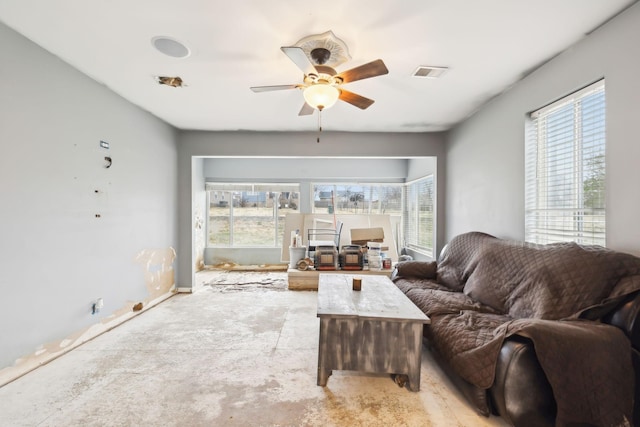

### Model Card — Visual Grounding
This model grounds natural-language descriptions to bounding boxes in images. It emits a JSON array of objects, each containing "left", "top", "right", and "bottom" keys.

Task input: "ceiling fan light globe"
[{"left": 303, "top": 84, "right": 340, "bottom": 111}]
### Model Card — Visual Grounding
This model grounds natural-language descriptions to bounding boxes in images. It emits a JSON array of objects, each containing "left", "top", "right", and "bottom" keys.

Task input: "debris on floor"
[{"left": 198, "top": 271, "right": 288, "bottom": 292}]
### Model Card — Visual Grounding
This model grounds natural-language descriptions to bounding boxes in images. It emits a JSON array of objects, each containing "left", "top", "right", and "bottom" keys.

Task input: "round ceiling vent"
[{"left": 151, "top": 36, "right": 190, "bottom": 58}]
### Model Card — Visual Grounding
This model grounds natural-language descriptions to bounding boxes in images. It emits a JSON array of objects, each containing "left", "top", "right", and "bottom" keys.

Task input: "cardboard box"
[{"left": 350, "top": 227, "right": 384, "bottom": 246}]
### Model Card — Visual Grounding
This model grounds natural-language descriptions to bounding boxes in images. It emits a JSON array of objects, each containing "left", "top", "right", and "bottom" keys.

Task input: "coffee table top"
[{"left": 317, "top": 274, "right": 430, "bottom": 323}]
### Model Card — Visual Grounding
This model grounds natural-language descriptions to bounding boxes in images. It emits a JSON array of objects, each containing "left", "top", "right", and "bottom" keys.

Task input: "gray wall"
[
  {"left": 192, "top": 157, "right": 206, "bottom": 277},
  {"left": 178, "top": 131, "right": 447, "bottom": 287},
  {"left": 407, "top": 157, "right": 436, "bottom": 182},
  {"left": 0, "top": 22, "right": 178, "bottom": 370},
  {"left": 445, "top": 3, "right": 640, "bottom": 256}
]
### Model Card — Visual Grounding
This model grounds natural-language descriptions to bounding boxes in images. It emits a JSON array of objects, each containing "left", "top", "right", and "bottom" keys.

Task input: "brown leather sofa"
[{"left": 392, "top": 232, "right": 640, "bottom": 427}]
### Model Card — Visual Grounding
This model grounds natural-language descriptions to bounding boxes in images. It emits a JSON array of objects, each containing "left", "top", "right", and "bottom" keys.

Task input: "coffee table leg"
[
  {"left": 407, "top": 371, "right": 420, "bottom": 392},
  {"left": 317, "top": 318, "right": 331, "bottom": 386},
  {"left": 317, "top": 367, "right": 332, "bottom": 386},
  {"left": 407, "top": 324, "right": 423, "bottom": 391}
]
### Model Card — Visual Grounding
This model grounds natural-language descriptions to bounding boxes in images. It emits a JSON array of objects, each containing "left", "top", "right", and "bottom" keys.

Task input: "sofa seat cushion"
[
  {"left": 404, "top": 285, "right": 508, "bottom": 388},
  {"left": 425, "top": 311, "right": 513, "bottom": 389},
  {"left": 405, "top": 286, "right": 500, "bottom": 318}
]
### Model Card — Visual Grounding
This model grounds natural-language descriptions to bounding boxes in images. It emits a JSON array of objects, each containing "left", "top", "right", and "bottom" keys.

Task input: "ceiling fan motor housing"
[{"left": 304, "top": 65, "right": 341, "bottom": 86}]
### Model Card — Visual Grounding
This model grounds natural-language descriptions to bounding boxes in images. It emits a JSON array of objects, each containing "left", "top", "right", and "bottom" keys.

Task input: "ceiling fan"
[{"left": 250, "top": 46, "right": 389, "bottom": 115}]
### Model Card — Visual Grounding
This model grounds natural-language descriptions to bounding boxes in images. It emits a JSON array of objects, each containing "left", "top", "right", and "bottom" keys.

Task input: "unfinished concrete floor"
[{"left": 0, "top": 272, "right": 509, "bottom": 426}]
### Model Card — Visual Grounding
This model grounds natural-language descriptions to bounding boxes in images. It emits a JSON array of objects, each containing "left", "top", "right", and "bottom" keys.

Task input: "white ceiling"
[{"left": 0, "top": 0, "right": 635, "bottom": 133}]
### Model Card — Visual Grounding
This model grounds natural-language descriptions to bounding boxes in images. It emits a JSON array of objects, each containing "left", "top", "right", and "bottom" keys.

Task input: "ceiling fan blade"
[
  {"left": 250, "top": 84, "right": 299, "bottom": 92},
  {"left": 281, "top": 46, "right": 318, "bottom": 76},
  {"left": 339, "top": 89, "right": 375, "bottom": 110},
  {"left": 298, "top": 102, "right": 315, "bottom": 116},
  {"left": 336, "top": 59, "right": 389, "bottom": 84}
]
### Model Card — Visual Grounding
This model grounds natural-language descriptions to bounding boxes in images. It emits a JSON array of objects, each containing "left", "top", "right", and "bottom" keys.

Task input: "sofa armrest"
[
  {"left": 392, "top": 260, "right": 437, "bottom": 280},
  {"left": 490, "top": 336, "right": 556, "bottom": 427},
  {"left": 603, "top": 291, "right": 640, "bottom": 351}
]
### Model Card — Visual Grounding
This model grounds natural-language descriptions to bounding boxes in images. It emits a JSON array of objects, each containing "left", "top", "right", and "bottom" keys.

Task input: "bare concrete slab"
[{"left": 0, "top": 271, "right": 509, "bottom": 427}]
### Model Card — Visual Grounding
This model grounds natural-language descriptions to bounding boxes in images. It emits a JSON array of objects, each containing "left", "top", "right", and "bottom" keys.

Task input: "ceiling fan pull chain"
[{"left": 317, "top": 110, "right": 322, "bottom": 143}]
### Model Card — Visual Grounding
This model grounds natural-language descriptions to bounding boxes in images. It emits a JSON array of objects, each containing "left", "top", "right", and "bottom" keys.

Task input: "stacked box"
[{"left": 350, "top": 227, "right": 384, "bottom": 247}]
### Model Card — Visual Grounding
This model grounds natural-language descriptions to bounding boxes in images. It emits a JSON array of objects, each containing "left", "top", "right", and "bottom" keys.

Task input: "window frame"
[
  {"left": 525, "top": 79, "right": 606, "bottom": 246},
  {"left": 403, "top": 175, "right": 435, "bottom": 257},
  {"left": 310, "top": 182, "right": 404, "bottom": 216},
  {"left": 206, "top": 182, "right": 300, "bottom": 248}
]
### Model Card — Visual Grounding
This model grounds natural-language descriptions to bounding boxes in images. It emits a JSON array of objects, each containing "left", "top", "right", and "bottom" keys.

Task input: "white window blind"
[
  {"left": 525, "top": 80, "right": 605, "bottom": 246},
  {"left": 311, "top": 183, "right": 403, "bottom": 215},
  {"left": 404, "top": 176, "right": 434, "bottom": 256}
]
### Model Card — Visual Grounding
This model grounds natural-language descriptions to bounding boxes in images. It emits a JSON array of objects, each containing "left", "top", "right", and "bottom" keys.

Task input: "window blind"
[
  {"left": 205, "top": 182, "right": 300, "bottom": 192},
  {"left": 525, "top": 80, "right": 605, "bottom": 246},
  {"left": 311, "top": 183, "right": 403, "bottom": 215},
  {"left": 403, "top": 175, "right": 434, "bottom": 256}
]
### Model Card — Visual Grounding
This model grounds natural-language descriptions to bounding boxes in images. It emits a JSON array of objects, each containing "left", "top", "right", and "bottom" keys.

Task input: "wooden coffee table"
[{"left": 316, "top": 274, "right": 430, "bottom": 391}]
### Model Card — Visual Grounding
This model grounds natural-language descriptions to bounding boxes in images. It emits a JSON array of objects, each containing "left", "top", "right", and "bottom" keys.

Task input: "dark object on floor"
[
  {"left": 392, "top": 231, "right": 640, "bottom": 427},
  {"left": 132, "top": 302, "right": 143, "bottom": 311},
  {"left": 391, "top": 374, "right": 409, "bottom": 388}
]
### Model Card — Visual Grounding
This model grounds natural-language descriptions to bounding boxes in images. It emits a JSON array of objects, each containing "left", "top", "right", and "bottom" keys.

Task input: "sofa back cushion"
[
  {"left": 436, "top": 231, "right": 497, "bottom": 292},
  {"left": 462, "top": 240, "right": 640, "bottom": 319}
]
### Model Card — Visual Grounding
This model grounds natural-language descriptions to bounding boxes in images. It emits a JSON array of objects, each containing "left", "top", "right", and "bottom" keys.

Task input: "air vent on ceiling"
[{"left": 412, "top": 66, "right": 448, "bottom": 79}]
